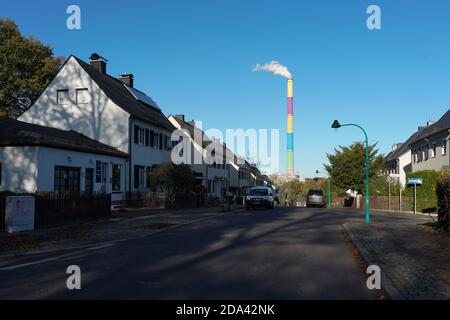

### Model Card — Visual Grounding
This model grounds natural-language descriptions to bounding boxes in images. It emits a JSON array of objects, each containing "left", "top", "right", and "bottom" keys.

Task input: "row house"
[
  {"left": 409, "top": 110, "right": 450, "bottom": 172},
  {"left": 168, "top": 114, "right": 268, "bottom": 197},
  {"left": 385, "top": 109, "right": 450, "bottom": 186}
]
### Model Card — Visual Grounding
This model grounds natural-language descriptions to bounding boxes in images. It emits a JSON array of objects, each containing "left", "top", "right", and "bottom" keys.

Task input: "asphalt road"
[{"left": 0, "top": 206, "right": 430, "bottom": 299}]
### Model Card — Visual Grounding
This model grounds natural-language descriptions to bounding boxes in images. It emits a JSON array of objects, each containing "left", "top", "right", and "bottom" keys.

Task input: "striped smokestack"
[{"left": 287, "top": 79, "right": 294, "bottom": 176}]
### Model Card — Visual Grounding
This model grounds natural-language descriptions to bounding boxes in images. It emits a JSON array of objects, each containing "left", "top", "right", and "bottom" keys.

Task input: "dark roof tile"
[
  {"left": 73, "top": 56, "right": 175, "bottom": 132},
  {"left": 0, "top": 118, "right": 128, "bottom": 158}
]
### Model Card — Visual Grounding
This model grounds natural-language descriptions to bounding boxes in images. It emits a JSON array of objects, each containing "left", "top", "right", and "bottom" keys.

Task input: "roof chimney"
[
  {"left": 89, "top": 53, "right": 107, "bottom": 74},
  {"left": 119, "top": 73, "right": 134, "bottom": 87},
  {"left": 175, "top": 114, "right": 185, "bottom": 122},
  {"left": 187, "top": 120, "right": 196, "bottom": 127},
  {"left": 427, "top": 117, "right": 434, "bottom": 127}
]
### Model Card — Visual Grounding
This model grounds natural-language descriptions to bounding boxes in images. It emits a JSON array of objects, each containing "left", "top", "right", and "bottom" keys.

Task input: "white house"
[
  {"left": 168, "top": 114, "right": 230, "bottom": 198},
  {"left": 0, "top": 119, "right": 128, "bottom": 202},
  {"left": 19, "top": 53, "right": 175, "bottom": 192},
  {"left": 385, "top": 128, "right": 424, "bottom": 187}
]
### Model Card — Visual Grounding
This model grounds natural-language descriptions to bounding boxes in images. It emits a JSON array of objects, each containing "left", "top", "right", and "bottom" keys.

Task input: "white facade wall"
[
  {"left": 37, "top": 147, "right": 127, "bottom": 202},
  {"left": 0, "top": 146, "right": 127, "bottom": 201},
  {"left": 130, "top": 118, "right": 172, "bottom": 191},
  {"left": 397, "top": 150, "right": 412, "bottom": 187},
  {"left": 19, "top": 57, "right": 130, "bottom": 153},
  {"left": 0, "top": 146, "right": 38, "bottom": 193}
]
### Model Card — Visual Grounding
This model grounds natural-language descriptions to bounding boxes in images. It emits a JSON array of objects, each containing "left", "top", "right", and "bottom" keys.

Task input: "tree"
[
  {"left": 324, "top": 142, "right": 384, "bottom": 194},
  {"left": 149, "top": 162, "right": 196, "bottom": 207},
  {"left": 0, "top": 19, "right": 62, "bottom": 117}
]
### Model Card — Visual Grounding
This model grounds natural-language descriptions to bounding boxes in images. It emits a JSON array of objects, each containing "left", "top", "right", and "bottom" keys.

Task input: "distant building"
[
  {"left": 409, "top": 110, "right": 450, "bottom": 172},
  {"left": 384, "top": 129, "right": 423, "bottom": 187}
]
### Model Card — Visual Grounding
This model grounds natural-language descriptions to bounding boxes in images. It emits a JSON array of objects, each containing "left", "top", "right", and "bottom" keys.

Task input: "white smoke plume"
[{"left": 252, "top": 60, "right": 292, "bottom": 79}]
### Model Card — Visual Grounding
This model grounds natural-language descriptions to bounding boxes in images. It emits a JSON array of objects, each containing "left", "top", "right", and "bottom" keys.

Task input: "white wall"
[
  {"left": 130, "top": 118, "right": 172, "bottom": 191},
  {"left": 37, "top": 147, "right": 127, "bottom": 202},
  {"left": 19, "top": 56, "right": 130, "bottom": 153},
  {"left": 0, "top": 146, "right": 127, "bottom": 202},
  {"left": 0, "top": 146, "right": 38, "bottom": 193},
  {"left": 398, "top": 150, "right": 411, "bottom": 187}
]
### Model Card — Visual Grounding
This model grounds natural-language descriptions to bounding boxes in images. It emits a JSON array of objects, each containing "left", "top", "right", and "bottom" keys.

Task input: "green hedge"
[
  {"left": 404, "top": 170, "right": 439, "bottom": 212},
  {"left": 436, "top": 171, "right": 450, "bottom": 231}
]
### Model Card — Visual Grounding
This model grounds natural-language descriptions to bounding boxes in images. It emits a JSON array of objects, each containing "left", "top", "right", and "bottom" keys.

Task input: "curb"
[
  {"left": 0, "top": 208, "right": 244, "bottom": 260},
  {"left": 342, "top": 223, "right": 405, "bottom": 300}
]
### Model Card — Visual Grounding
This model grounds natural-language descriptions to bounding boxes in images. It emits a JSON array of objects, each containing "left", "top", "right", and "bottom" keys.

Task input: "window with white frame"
[
  {"left": 139, "top": 128, "right": 145, "bottom": 145},
  {"left": 425, "top": 144, "right": 429, "bottom": 161},
  {"left": 442, "top": 140, "right": 447, "bottom": 156},
  {"left": 76, "top": 88, "right": 90, "bottom": 104},
  {"left": 57, "top": 89, "right": 69, "bottom": 104},
  {"left": 432, "top": 144, "right": 436, "bottom": 158}
]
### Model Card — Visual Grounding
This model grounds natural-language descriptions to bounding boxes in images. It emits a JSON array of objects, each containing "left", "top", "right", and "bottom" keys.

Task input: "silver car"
[{"left": 306, "top": 189, "right": 326, "bottom": 208}]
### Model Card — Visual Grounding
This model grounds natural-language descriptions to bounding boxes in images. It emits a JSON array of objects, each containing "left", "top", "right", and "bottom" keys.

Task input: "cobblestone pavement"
[
  {"left": 344, "top": 221, "right": 450, "bottom": 299},
  {"left": 0, "top": 206, "right": 242, "bottom": 256}
]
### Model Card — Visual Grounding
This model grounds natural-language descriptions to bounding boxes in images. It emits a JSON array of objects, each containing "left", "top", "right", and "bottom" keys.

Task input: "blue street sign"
[{"left": 408, "top": 178, "right": 423, "bottom": 185}]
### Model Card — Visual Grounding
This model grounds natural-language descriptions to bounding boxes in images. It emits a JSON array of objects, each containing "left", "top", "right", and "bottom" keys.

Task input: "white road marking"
[
  {"left": 0, "top": 257, "right": 59, "bottom": 271},
  {"left": 87, "top": 243, "right": 115, "bottom": 250}
]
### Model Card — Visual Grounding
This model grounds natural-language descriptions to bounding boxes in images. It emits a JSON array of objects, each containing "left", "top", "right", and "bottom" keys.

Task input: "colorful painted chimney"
[{"left": 287, "top": 79, "right": 294, "bottom": 176}]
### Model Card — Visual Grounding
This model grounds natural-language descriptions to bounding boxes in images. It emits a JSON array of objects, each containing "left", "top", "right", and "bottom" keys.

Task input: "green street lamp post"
[
  {"left": 315, "top": 170, "right": 331, "bottom": 208},
  {"left": 331, "top": 120, "right": 370, "bottom": 224}
]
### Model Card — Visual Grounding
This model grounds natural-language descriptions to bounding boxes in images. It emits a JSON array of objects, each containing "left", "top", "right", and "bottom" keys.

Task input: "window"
[
  {"left": 424, "top": 145, "right": 429, "bottom": 161},
  {"left": 207, "top": 180, "right": 213, "bottom": 193},
  {"left": 145, "top": 129, "right": 149, "bottom": 146},
  {"left": 139, "top": 128, "right": 145, "bottom": 145},
  {"left": 57, "top": 89, "right": 69, "bottom": 104},
  {"left": 159, "top": 133, "right": 163, "bottom": 150},
  {"left": 133, "top": 125, "right": 145, "bottom": 145},
  {"left": 432, "top": 144, "right": 436, "bottom": 158},
  {"left": 154, "top": 133, "right": 159, "bottom": 148},
  {"left": 76, "top": 88, "right": 90, "bottom": 104},
  {"left": 134, "top": 165, "right": 145, "bottom": 188},
  {"left": 95, "top": 161, "right": 102, "bottom": 183},
  {"left": 85, "top": 168, "right": 94, "bottom": 193},
  {"left": 442, "top": 140, "right": 447, "bottom": 155},
  {"left": 112, "top": 164, "right": 121, "bottom": 191},
  {"left": 150, "top": 130, "right": 155, "bottom": 147},
  {"left": 146, "top": 167, "right": 151, "bottom": 188},
  {"left": 54, "top": 166, "right": 80, "bottom": 192},
  {"left": 0, "top": 162, "right": 2, "bottom": 185}
]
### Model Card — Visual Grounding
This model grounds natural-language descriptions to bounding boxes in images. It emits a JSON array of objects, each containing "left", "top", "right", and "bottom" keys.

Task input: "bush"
[
  {"left": 436, "top": 171, "right": 450, "bottom": 232},
  {"left": 404, "top": 170, "right": 439, "bottom": 213}
]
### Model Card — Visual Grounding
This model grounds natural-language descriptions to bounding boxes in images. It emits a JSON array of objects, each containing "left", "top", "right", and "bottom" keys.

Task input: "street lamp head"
[{"left": 331, "top": 120, "right": 341, "bottom": 129}]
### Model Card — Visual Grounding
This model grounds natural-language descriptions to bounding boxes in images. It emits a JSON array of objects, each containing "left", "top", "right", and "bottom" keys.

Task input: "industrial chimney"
[{"left": 286, "top": 79, "right": 294, "bottom": 177}]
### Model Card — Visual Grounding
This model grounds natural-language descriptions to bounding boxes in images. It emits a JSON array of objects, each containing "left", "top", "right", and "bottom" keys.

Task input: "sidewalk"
[
  {"left": 344, "top": 221, "right": 450, "bottom": 300},
  {"left": 0, "top": 205, "right": 243, "bottom": 257}
]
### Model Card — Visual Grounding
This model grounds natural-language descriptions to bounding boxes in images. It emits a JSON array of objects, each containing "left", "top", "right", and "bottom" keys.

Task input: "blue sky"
[{"left": 2, "top": 0, "right": 450, "bottom": 177}]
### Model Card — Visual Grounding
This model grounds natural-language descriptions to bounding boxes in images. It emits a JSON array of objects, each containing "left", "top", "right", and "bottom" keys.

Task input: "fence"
[
  {"left": 34, "top": 191, "right": 111, "bottom": 227},
  {"left": 0, "top": 191, "right": 111, "bottom": 231},
  {"left": 352, "top": 196, "right": 413, "bottom": 212},
  {"left": 125, "top": 191, "right": 167, "bottom": 208}
]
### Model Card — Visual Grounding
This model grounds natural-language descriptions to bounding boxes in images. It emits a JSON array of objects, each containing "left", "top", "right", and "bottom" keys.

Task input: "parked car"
[
  {"left": 306, "top": 189, "right": 326, "bottom": 208},
  {"left": 245, "top": 187, "right": 275, "bottom": 210}
]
